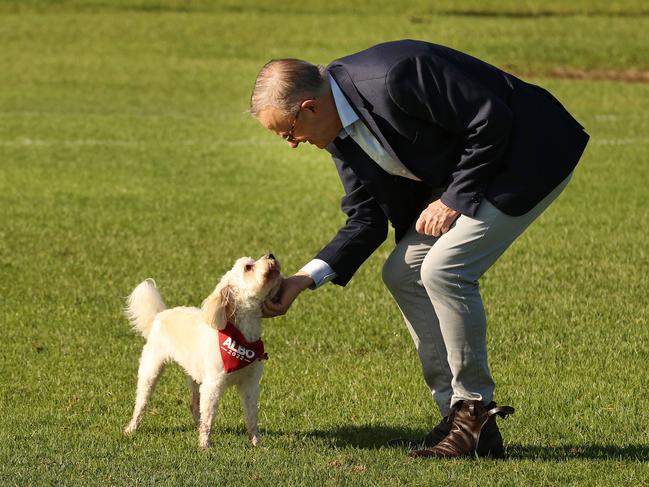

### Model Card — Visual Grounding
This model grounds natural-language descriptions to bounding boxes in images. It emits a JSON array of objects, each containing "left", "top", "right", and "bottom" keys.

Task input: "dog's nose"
[{"left": 266, "top": 253, "right": 275, "bottom": 261}]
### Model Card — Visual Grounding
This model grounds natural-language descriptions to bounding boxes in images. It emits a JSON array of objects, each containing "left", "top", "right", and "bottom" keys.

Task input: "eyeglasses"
[{"left": 281, "top": 107, "right": 302, "bottom": 143}]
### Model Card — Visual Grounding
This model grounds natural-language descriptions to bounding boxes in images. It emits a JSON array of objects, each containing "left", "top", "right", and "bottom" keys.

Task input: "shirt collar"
[{"left": 328, "top": 74, "right": 359, "bottom": 139}]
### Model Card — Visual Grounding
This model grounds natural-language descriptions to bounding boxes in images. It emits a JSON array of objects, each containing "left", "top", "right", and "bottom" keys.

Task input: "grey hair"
[{"left": 249, "top": 59, "right": 328, "bottom": 117}]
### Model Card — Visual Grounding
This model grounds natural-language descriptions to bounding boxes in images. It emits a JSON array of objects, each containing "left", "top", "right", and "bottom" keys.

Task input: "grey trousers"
[{"left": 381, "top": 175, "right": 572, "bottom": 417}]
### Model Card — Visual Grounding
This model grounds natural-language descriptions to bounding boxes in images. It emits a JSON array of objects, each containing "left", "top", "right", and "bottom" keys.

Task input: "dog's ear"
[{"left": 201, "top": 278, "right": 233, "bottom": 330}]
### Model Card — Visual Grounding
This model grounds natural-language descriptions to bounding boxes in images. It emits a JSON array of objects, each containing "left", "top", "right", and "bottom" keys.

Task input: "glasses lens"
[{"left": 281, "top": 107, "right": 301, "bottom": 142}]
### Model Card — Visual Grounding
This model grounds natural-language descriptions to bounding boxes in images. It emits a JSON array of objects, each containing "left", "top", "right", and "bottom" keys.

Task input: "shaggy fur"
[{"left": 123, "top": 255, "right": 282, "bottom": 449}]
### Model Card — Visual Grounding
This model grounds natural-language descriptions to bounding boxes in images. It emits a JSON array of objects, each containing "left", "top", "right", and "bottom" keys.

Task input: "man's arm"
[
  {"left": 313, "top": 152, "right": 388, "bottom": 286},
  {"left": 263, "top": 152, "right": 388, "bottom": 317},
  {"left": 300, "top": 259, "right": 337, "bottom": 288},
  {"left": 387, "top": 55, "right": 513, "bottom": 217}
]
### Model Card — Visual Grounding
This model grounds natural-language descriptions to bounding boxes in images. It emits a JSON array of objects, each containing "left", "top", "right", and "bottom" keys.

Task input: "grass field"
[{"left": 1, "top": 0, "right": 648, "bottom": 485}]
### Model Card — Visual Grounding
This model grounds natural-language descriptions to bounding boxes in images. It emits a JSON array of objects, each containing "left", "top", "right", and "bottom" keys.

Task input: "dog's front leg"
[
  {"left": 238, "top": 376, "right": 262, "bottom": 447},
  {"left": 198, "top": 379, "right": 225, "bottom": 449}
]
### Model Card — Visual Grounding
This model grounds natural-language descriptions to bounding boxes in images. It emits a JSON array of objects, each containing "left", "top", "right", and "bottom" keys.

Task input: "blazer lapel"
[{"left": 327, "top": 64, "right": 404, "bottom": 166}]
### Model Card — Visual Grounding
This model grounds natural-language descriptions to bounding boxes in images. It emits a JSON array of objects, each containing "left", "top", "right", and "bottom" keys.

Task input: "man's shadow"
[
  {"left": 505, "top": 443, "right": 649, "bottom": 461},
  {"left": 306, "top": 424, "right": 649, "bottom": 461},
  {"left": 149, "top": 422, "right": 648, "bottom": 461}
]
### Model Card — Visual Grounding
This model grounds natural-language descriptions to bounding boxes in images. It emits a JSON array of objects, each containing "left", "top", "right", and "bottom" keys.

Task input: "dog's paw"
[
  {"left": 124, "top": 423, "right": 137, "bottom": 435},
  {"left": 198, "top": 435, "right": 210, "bottom": 449},
  {"left": 250, "top": 435, "right": 261, "bottom": 447}
]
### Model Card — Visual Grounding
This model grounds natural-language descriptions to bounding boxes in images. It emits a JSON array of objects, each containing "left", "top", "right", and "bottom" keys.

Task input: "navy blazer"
[{"left": 315, "top": 40, "right": 589, "bottom": 286}]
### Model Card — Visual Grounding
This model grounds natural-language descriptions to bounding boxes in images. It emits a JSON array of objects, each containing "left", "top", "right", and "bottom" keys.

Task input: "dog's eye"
[{"left": 244, "top": 264, "right": 253, "bottom": 272}]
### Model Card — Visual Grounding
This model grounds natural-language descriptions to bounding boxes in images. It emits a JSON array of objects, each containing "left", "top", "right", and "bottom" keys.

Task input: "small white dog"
[{"left": 123, "top": 254, "right": 281, "bottom": 449}]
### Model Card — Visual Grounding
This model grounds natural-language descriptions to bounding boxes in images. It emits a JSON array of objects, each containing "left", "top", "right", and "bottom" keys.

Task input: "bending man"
[{"left": 250, "top": 40, "right": 588, "bottom": 459}]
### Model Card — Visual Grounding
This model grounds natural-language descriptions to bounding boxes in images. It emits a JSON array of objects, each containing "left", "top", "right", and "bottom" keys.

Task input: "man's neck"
[{"left": 321, "top": 88, "right": 343, "bottom": 138}]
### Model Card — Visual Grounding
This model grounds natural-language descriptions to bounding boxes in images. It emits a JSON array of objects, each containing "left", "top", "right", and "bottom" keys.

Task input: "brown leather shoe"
[
  {"left": 387, "top": 415, "right": 453, "bottom": 448},
  {"left": 409, "top": 400, "right": 514, "bottom": 459}
]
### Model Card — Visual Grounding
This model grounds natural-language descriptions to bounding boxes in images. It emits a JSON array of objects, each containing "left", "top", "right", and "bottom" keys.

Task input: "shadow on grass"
[
  {"left": 306, "top": 424, "right": 649, "bottom": 461},
  {"left": 145, "top": 422, "right": 649, "bottom": 461},
  {"left": 307, "top": 424, "right": 428, "bottom": 449},
  {"left": 507, "top": 443, "right": 649, "bottom": 461},
  {"left": 154, "top": 422, "right": 422, "bottom": 449}
]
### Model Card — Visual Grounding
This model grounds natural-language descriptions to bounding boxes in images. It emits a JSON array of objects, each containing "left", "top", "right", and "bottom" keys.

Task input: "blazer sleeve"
[
  {"left": 314, "top": 153, "right": 388, "bottom": 287},
  {"left": 387, "top": 56, "right": 513, "bottom": 216}
]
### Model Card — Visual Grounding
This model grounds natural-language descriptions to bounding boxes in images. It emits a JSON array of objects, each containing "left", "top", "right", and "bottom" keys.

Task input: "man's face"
[{"left": 256, "top": 98, "right": 340, "bottom": 150}]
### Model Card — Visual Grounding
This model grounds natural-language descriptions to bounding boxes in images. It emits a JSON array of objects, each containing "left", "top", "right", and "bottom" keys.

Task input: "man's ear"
[
  {"left": 301, "top": 98, "right": 317, "bottom": 113},
  {"left": 201, "top": 278, "right": 233, "bottom": 330}
]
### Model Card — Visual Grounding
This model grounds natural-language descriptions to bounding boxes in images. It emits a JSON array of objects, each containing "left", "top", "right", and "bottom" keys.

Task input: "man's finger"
[
  {"left": 262, "top": 299, "right": 282, "bottom": 316},
  {"left": 425, "top": 217, "right": 437, "bottom": 236},
  {"left": 438, "top": 219, "right": 448, "bottom": 235},
  {"left": 264, "top": 299, "right": 283, "bottom": 312},
  {"left": 261, "top": 301, "right": 274, "bottom": 317},
  {"left": 432, "top": 218, "right": 443, "bottom": 237},
  {"left": 423, "top": 218, "right": 431, "bottom": 235},
  {"left": 415, "top": 214, "right": 426, "bottom": 233}
]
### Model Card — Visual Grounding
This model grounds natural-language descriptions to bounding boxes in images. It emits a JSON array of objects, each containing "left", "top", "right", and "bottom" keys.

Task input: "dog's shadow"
[{"left": 151, "top": 422, "right": 417, "bottom": 447}]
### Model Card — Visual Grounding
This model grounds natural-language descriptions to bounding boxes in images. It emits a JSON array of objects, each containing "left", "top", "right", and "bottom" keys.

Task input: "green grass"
[{"left": 1, "top": 1, "right": 648, "bottom": 485}]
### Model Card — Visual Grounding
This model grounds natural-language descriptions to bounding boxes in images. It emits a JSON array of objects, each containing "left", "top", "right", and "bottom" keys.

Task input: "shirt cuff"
[{"left": 299, "top": 259, "right": 337, "bottom": 289}]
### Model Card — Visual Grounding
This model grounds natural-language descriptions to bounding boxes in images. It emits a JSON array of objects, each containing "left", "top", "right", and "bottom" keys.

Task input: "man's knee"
[
  {"left": 382, "top": 251, "right": 413, "bottom": 293},
  {"left": 381, "top": 253, "right": 399, "bottom": 291},
  {"left": 421, "top": 253, "right": 475, "bottom": 295}
]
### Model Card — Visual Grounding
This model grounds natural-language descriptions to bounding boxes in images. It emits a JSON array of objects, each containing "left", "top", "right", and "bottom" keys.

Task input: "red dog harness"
[{"left": 218, "top": 322, "right": 268, "bottom": 373}]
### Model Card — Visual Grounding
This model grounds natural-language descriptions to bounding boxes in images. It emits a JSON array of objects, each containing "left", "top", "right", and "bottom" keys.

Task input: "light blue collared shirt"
[
  {"left": 329, "top": 74, "right": 360, "bottom": 137},
  {"left": 329, "top": 74, "right": 421, "bottom": 181},
  {"left": 299, "top": 75, "right": 420, "bottom": 288}
]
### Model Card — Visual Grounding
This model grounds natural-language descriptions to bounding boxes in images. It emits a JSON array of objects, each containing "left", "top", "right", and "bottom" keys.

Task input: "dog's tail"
[{"left": 125, "top": 279, "right": 166, "bottom": 339}]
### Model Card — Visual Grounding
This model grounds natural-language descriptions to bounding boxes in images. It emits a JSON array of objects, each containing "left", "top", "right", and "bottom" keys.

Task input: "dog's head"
[{"left": 201, "top": 254, "right": 282, "bottom": 329}]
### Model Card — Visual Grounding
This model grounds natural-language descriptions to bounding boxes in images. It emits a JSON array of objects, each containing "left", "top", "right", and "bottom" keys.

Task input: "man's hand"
[
  {"left": 416, "top": 199, "right": 461, "bottom": 237},
  {"left": 262, "top": 273, "right": 314, "bottom": 318}
]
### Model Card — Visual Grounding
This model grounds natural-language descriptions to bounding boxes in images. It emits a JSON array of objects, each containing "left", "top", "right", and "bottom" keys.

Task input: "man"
[{"left": 250, "top": 40, "right": 588, "bottom": 459}]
